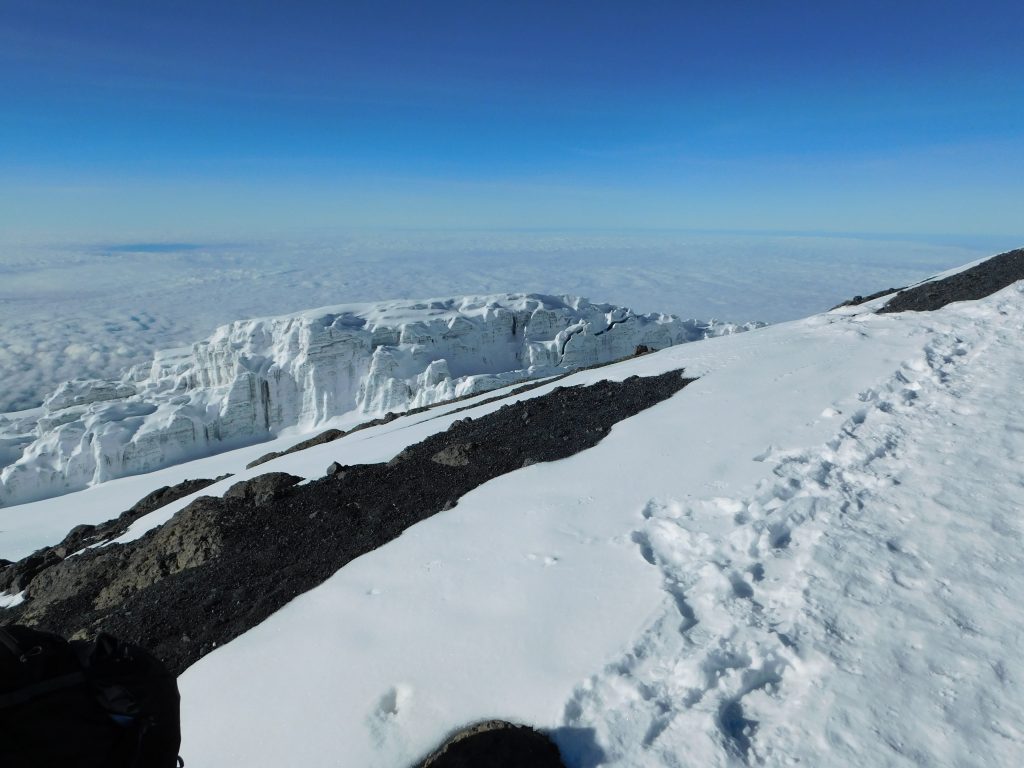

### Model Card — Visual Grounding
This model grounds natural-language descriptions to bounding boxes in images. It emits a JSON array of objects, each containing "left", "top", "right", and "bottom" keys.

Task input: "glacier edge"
[{"left": 0, "top": 293, "right": 763, "bottom": 507}]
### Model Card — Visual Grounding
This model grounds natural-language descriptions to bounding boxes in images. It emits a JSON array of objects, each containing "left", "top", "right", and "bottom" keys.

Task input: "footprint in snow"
[
  {"left": 527, "top": 553, "right": 560, "bottom": 566},
  {"left": 366, "top": 685, "right": 414, "bottom": 748}
]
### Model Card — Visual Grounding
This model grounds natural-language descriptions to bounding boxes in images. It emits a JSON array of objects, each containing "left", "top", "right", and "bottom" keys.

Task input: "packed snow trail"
[{"left": 561, "top": 285, "right": 1024, "bottom": 766}]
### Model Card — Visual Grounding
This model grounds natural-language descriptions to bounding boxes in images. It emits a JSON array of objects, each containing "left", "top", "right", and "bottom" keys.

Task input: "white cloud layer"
[{"left": 0, "top": 232, "right": 988, "bottom": 412}]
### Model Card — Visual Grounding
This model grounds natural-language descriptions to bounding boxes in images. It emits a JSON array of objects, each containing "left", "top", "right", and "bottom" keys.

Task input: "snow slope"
[
  {"left": 0, "top": 294, "right": 756, "bottom": 507},
  {"left": 176, "top": 284, "right": 1022, "bottom": 767},
  {"left": 3, "top": 274, "right": 1022, "bottom": 767}
]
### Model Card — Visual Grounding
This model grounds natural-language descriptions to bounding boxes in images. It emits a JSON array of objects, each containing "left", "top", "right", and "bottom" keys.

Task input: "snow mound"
[{"left": 0, "top": 294, "right": 760, "bottom": 506}]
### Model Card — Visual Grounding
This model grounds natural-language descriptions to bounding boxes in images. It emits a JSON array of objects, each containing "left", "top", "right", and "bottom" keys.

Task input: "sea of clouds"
[{"left": 0, "top": 231, "right": 994, "bottom": 412}]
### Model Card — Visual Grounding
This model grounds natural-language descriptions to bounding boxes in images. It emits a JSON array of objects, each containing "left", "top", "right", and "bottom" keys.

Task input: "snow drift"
[{"left": 0, "top": 294, "right": 759, "bottom": 506}]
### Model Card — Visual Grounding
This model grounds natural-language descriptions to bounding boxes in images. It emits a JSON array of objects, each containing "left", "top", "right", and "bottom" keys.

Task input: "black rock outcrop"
[
  {"left": 2, "top": 370, "right": 693, "bottom": 675},
  {"left": 879, "top": 247, "right": 1024, "bottom": 313},
  {"left": 246, "top": 429, "right": 346, "bottom": 469},
  {"left": 222, "top": 472, "right": 303, "bottom": 505},
  {"left": 0, "top": 475, "right": 228, "bottom": 594},
  {"left": 830, "top": 286, "right": 904, "bottom": 310}
]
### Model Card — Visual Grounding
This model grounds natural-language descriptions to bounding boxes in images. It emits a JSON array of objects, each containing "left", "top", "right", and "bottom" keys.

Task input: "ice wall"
[{"left": 0, "top": 294, "right": 761, "bottom": 506}]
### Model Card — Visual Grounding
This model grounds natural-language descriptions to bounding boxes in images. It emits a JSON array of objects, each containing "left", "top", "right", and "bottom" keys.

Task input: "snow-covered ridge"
[{"left": 0, "top": 293, "right": 761, "bottom": 507}]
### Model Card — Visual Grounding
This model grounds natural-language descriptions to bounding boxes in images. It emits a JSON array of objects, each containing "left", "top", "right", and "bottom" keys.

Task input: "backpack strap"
[
  {"left": 0, "top": 627, "right": 87, "bottom": 709},
  {"left": 0, "top": 670, "right": 88, "bottom": 708},
  {"left": 0, "top": 627, "right": 24, "bottom": 658}
]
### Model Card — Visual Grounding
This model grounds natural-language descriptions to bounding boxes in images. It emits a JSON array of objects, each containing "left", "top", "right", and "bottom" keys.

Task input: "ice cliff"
[{"left": 0, "top": 294, "right": 762, "bottom": 506}]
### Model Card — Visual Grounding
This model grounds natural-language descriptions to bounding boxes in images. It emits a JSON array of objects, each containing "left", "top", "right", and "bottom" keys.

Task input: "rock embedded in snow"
[
  {"left": 223, "top": 472, "right": 303, "bottom": 505},
  {"left": 417, "top": 720, "right": 565, "bottom": 768},
  {"left": 0, "top": 294, "right": 760, "bottom": 506}
]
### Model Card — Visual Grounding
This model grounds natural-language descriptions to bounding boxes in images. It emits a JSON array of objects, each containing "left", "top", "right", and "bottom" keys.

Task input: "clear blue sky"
[{"left": 1, "top": 0, "right": 1022, "bottom": 241}]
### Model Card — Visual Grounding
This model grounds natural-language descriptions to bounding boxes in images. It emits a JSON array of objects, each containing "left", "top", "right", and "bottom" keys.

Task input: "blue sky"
[{"left": 1, "top": 0, "right": 1022, "bottom": 241}]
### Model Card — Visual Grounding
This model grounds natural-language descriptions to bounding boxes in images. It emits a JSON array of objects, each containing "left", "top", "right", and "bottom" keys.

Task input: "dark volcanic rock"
[
  {"left": 4, "top": 370, "right": 693, "bottom": 675},
  {"left": 417, "top": 721, "right": 565, "bottom": 768},
  {"left": 246, "top": 451, "right": 281, "bottom": 469},
  {"left": 128, "top": 478, "right": 230, "bottom": 520},
  {"left": 0, "top": 550, "right": 61, "bottom": 593},
  {"left": 431, "top": 443, "right": 477, "bottom": 467},
  {"left": 223, "top": 472, "right": 303, "bottom": 505},
  {"left": 830, "top": 286, "right": 903, "bottom": 310},
  {"left": 18, "top": 495, "right": 230, "bottom": 626},
  {"left": 0, "top": 475, "right": 228, "bottom": 594},
  {"left": 879, "top": 247, "right": 1024, "bottom": 314},
  {"left": 246, "top": 429, "right": 346, "bottom": 469}
]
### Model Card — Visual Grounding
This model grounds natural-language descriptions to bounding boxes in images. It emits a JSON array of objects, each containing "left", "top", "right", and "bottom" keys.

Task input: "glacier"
[{"left": 0, "top": 293, "right": 761, "bottom": 506}]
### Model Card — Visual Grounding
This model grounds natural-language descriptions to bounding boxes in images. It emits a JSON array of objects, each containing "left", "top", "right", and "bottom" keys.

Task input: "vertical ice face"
[{"left": 0, "top": 294, "right": 763, "bottom": 506}]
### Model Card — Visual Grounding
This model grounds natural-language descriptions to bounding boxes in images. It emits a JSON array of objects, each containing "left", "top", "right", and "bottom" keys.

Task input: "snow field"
[
  {"left": 565, "top": 285, "right": 1024, "bottom": 765},
  {"left": 4, "top": 276, "right": 1022, "bottom": 767},
  {"left": 174, "top": 294, "right": 960, "bottom": 766}
]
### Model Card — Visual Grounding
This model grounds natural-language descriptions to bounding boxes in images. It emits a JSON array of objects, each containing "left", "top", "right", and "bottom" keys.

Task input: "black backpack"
[{"left": 0, "top": 625, "right": 182, "bottom": 768}]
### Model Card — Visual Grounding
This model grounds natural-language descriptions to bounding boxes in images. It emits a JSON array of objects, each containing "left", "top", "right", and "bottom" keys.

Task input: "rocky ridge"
[
  {"left": 1, "top": 370, "right": 694, "bottom": 674},
  {"left": 0, "top": 475, "right": 227, "bottom": 595},
  {"left": 878, "top": 247, "right": 1024, "bottom": 313}
]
